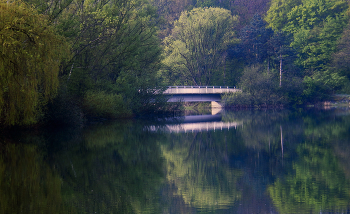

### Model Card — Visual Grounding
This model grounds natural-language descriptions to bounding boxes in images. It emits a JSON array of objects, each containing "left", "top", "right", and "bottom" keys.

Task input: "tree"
[
  {"left": 0, "top": 0, "right": 70, "bottom": 126},
  {"left": 266, "top": 0, "right": 349, "bottom": 71},
  {"left": 265, "top": 0, "right": 302, "bottom": 31},
  {"left": 332, "top": 23, "right": 350, "bottom": 80},
  {"left": 240, "top": 65, "right": 284, "bottom": 106},
  {"left": 161, "top": 7, "right": 239, "bottom": 86},
  {"left": 24, "top": 0, "right": 74, "bottom": 23},
  {"left": 27, "top": 0, "right": 165, "bottom": 116},
  {"left": 152, "top": 0, "right": 194, "bottom": 38},
  {"left": 268, "top": 31, "right": 297, "bottom": 87},
  {"left": 238, "top": 14, "right": 274, "bottom": 65},
  {"left": 233, "top": 15, "right": 297, "bottom": 88},
  {"left": 231, "top": 0, "right": 270, "bottom": 29}
]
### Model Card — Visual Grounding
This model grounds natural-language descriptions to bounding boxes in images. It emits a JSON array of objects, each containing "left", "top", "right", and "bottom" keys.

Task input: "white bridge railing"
[{"left": 163, "top": 86, "right": 240, "bottom": 94}]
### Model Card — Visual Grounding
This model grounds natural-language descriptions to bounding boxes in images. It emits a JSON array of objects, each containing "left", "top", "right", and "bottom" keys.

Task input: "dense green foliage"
[
  {"left": 331, "top": 23, "right": 350, "bottom": 93},
  {"left": 54, "top": 0, "right": 166, "bottom": 118},
  {"left": 2, "top": 0, "right": 350, "bottom": 125},
  {"left": 1, "top": 0, "right": 167, "bottom": 126},
  {"left": 222, "top": 0, "right": 350, "bottom": 107},
  {"left": 161, "top": 7, "right": 239, "bottom": 86},
  {"left": 153, "top": 0, "right": 270, "bottom": 38},
  {"left": 0, "top": 0, "right": 69, "bottom": 126},
  {"left": 223, "top": 66, "right": 284, "bottom": 107},
  {"left": 267, "top": 0, "right": 349, "bottom": 70},
  {"left": 262, "top": 0, "right": 350, "bottom": 103},
  {"left": 82, "top": 90, "right": 131, "bottom": 118}
]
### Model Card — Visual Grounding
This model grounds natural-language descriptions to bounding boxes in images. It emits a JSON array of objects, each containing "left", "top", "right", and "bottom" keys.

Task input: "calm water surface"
[{"left": 1, "top": 109, "right": 350, "bottom": 213}]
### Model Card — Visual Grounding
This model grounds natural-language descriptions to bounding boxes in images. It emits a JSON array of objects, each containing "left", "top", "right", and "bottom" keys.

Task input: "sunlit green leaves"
[
  {"left": 161, "top": 7, "right": 239, "bottom": 86},
  {"left": 266, "top": 0, "right": 349, "bottom": 71},
  {"left": 265, "top": 0, "right": 302, "bottom": 31}
]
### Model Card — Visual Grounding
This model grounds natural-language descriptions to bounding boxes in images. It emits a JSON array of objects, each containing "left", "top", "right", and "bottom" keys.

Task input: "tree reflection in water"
[
  {"left": 1, "top": 109, "right": 350, "bottom": 213},
  {"left": 161, "top": 131, "right": 242, "bottom": 212},
  {"left": 57, "top": 121, "right": 166, "bottom": 214},
  {"left": 0, "top": 121, "right": 166, "bottom": 214},
  {"left": 0, "top": 143, "right": 73, "bottom": 214},
  {"left": 269, "top": 142, "right": 350, "bottom": 214}
]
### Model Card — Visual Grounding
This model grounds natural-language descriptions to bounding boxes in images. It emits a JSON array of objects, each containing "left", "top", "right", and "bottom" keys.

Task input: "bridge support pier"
[
  {"left": 211, "top": 101, "right": 222, "bottom": 115},
  {"left": 211, "top": 101, "right": 222, "bottom": 108}
]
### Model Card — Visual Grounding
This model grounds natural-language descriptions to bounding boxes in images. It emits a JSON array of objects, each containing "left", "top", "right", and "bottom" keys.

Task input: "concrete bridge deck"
[
  {"left": 163, "top": 86, "right": 240, "bottom": 103},
  {"left": 163, "top": 86, "right": 240, "bottom": 94}
]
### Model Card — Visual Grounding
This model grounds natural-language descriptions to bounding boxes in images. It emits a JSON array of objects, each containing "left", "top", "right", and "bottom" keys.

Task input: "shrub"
[
  {"left": 45, "top": 91, "right": 84, "bottom": 126},
  {"left": 83, "top": 91, "right": 132, "bottom": 119},
  {"left": 223, "top": 65, "right": 303, "bottom": 107},
  {"left": 222, "top": 92, "right": 253, "bottom": 107}
]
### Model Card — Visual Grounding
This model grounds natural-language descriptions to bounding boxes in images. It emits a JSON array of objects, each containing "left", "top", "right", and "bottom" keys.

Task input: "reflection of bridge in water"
[{"left": 148, "top": 114, "right": 242, "bottom": 133}]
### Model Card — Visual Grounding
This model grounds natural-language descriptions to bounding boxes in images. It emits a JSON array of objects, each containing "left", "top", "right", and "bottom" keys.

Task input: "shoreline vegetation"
[
  {"left": 2, "top": 0, "right": 350, "bottom": 127},
  {"left": 312, "top": 94, "right": 350, "bottom": 108},
  {"left": 222, "top": 93, "right": 350, "bottom": 109},
  {"left": 184, "top": 95, "right": 350, "bottom": 112}
]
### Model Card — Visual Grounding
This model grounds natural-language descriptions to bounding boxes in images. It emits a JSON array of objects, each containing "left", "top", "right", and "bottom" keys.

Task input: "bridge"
[{"left": 163, "top": 86, "right": 240, "bottom": 102}]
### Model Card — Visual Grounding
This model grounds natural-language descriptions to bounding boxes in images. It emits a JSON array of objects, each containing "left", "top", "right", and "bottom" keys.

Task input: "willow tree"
[
  {"left": 161, "top": 7, "right": 239, "bottom": 86},
  {"left": 0, "top": 0, "right": 70, "bottom": 126}
]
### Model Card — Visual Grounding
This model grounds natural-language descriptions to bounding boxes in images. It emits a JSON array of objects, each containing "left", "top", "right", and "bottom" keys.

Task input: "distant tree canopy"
[
  {"left": 153, "top": 0, "right": 270, "bottom": 38},
  {"left": 231, "top": 0, "right": 270, "bottom": 29},
  {"left": 161, "top": 7, "right": 239, "bottom": 86},
  {"left": 238, "top": 14, "right": 274, "bottom": 65},
  {"left": 266, "top": 0, "right": 349, "bottom": 71},
  {"left": 0, "top": 0, "right": 69, "bottom": 126},
  {"left": 332, "top": 23, "right": 350, "bottom": 80}
]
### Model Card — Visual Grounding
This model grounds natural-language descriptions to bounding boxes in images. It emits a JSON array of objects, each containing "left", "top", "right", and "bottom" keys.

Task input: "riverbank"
[{"left": 312, "top": 94, "right": 350, "bottom": 108}]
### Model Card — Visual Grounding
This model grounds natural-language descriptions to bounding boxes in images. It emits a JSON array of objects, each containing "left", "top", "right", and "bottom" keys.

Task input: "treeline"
[
  {"left": 157, "top": 0, "right": 350, "bottom": 107},
  {"left": 0, "top": 0, "right": 171, "bottom": 127},
  {"left": 1, "top": 0, "right": 350, "bottom": 126}
]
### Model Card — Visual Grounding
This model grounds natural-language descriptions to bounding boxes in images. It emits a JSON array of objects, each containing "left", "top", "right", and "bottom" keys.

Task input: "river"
[{"left": 1, "top": 108, "right": 350, "bottom": 213}]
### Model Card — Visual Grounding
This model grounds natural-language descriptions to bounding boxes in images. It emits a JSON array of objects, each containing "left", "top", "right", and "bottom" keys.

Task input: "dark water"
[{"left": 1, "top": 109, "right": 350, "bottom": 214}]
